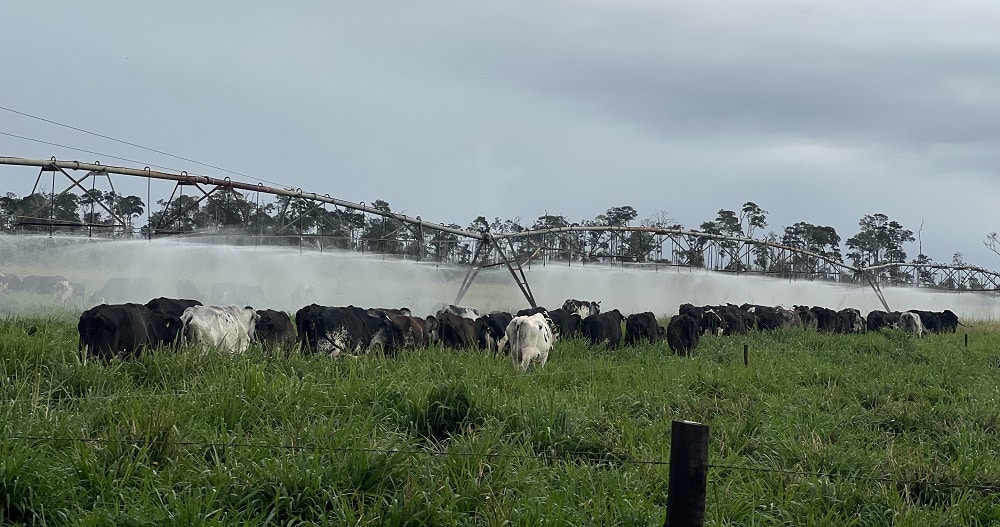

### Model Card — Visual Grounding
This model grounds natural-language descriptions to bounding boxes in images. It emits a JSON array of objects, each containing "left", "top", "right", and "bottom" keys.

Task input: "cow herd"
[{"left": 71, "top": 293, "right": 962, "bottom": 372}]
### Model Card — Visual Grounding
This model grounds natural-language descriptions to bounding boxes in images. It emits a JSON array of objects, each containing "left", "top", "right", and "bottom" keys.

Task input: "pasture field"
[{"left": 1, "top": 312, "right": 999, "bottom": 526}]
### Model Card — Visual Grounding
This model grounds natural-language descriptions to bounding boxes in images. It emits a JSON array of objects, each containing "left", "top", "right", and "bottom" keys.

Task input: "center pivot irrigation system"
[{"left": 5, "top": 156, "right": 1000, "bottom": 312}]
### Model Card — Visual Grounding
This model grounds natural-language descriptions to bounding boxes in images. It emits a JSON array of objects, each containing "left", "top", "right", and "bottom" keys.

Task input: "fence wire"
[{"left": 3, "top": 434, "right": 999, "bottom": 494}]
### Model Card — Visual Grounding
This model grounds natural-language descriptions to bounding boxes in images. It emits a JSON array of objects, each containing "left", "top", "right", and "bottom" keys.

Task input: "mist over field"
[{"left": 2, "top": 235, "right": 998, "bottom": 319}]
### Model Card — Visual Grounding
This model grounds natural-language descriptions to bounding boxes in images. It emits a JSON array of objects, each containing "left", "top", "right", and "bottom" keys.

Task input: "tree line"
[{"left": 0, "top": 189, "right": 988, "bottom": 289}]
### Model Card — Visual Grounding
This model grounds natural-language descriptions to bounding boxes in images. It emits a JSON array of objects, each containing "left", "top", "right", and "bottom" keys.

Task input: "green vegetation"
[{"left": 1, "top": 313, "right": 999, "bottom": 525}]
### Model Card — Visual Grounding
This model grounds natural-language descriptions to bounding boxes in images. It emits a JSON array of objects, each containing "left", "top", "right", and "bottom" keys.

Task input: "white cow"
[
  {"left": 899, "top": 311, "right": 926, "bottom": 338},
  {"left": 502, "top": 313, "right": 556, "bottom": 372},
  {"left": 180, "top": 304, "right": 259, "bottom": 354}
]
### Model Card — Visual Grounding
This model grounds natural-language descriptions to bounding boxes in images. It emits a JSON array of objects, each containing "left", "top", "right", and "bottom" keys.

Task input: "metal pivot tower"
[{"left": 452, "top": 233, "right": 537, "bottom": 308}]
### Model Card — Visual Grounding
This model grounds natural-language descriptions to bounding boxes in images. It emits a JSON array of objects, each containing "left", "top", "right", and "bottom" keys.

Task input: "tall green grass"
[{"left": 1, "top": 315, "right": 998, "bottom": 525}]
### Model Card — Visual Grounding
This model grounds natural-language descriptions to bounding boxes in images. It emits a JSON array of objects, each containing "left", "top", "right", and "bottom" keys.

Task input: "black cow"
[
  {"left": 254, "top": 309, "right": 297, "bottom": 353},
  {"left": 295, "top": 304, "right": 397, "bottom": 357},
  {"left": 714, "top": 305, "right": 753, "bottom": 336},
  {"left": 866, "top": 310, "right": 901, "bottom": 331},
  {"left": 811, "top": 306, "right": 839, "bottom": 332},
  {"left": 666, "top": 314, "right": 700, "bottom": 356},
  {"left": 625, "top": 312, "right": 664, "bottom": 346},
  {"left": 562, "top": 299, "right": 601, "bottom": 319},
  {"left": 145, "top": 297, "right": 203, "bottom": 318},
  {"left": 78, "top": 303, "right": 183, "bottom": 360},
  {"left": 546, "top": 308, "right": 582, "bottom": 339},
  {"left": 581, "top": 309, "right": 625, "bottom": 348},
  {"left": 910, "top": 309, "right": 960, "bottom": 333},
  {"left": 516, "top": 306, "right": 548, "bottom": 317}
]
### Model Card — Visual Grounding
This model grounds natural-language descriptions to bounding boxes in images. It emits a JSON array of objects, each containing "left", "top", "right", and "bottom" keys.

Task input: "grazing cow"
[
  {"left": 145, "top": 297, "right": 203, "bottom": 318},
  {"left": 384, "top": 313, "right": 428, "bottom": 350},
  {"left": 477, "top": 311, "right": 514, "bottom": 353},
  {"left": 546, "top": 308, "right": 582, "bottom": 339},
  {"left": 78, "top": 303, "right": 183, "bottom": 360},
  {"left": 580, "top": 309, "right": 625, "bottom": 348},
  {"left": 504, "top": 313, "right": 556, "bottom": 371},
  {"left": 794, "top": 306, "right": 818, "bottom": 330},
  {"left": 0, "top": 273, "right": 21, "bottom": 293},
  {"left": 436, "top": 311, "right": 478, "bottom": 350},
  {"left": 666, "top": 314, "right": 701, "bottom": 356},
  {"left": 836, "top": 308, "right": 865, "bottom": 334},
  {"left": 21, "top": 275, "right": 67, "bottom": 295},
  {"left": 750, "top": 306, "right": 786, "bottom": 331},
  {"left": 866, "top": 310, "right": 894, "bottom": 331},
  {"left": 254, "top": 309, "right": 297, "bottom": 352},
  {"left": 811, "top": 306, "right": 839, "bottom": 332},
  {"left": 210, "top": 282, "right": 265, "bottom": 306},
  {"left": 368, "top": 307, "right": 413, "bottom": 318},
  {"left": 181, "top": 305, "right": 259, "bottom": 355},
  {"left": 625, "top": 312, "right": 665, "bottom": 346},
  {"left": 436, "top": 304, "right": 481, "bottom": 320},
  {"left": 89, "top": 276, "right": 152, "bottom": 304},
  {"left": 295, "top": 304, "right": 398, "bottom": 357},
  {"left": 423, "top": 315, "right": 440, "bottom": 346},
  {"left": 515, "top": 306, "right": 548, "bottom": 317},
  {"left": 898, "top": 311, "right": 926, "bottom": 337},
  {"left": 562, "top": 299, "right": 601, "bottom": 319},
  {"left": 715, "top": 305, "right": 753, "bottom": 336},
  {"left": 700, "top": 309, "right": 726, "bottom": 336},
  {"left": 54, "top": 280, "right": 75, "bottom": 304},
  {"left": 920, "top": 309, "right": 960, "bottom": 333}
]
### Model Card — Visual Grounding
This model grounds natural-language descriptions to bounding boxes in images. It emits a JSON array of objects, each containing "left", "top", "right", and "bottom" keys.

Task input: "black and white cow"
[
  {"left": 580, "top": 309, "right": 625, "bottom": 348},
  {"left": 146, "top": 297, "right": 203, "bottom": 318},
  {"left": 436, "top": 304, "right": 481, "bottom": 320},
  {"left": 836, "top": 308, "right": 865, "bottom": 334},
  {"left": 562, "top": 299, "right": 601, "bottom": 319},
  {"left": 898, "top": 311, "right": 926, "bottom": 337},
  {"left": 78, "top": 303, "right": 183, "bottom": 360},
  {"left": 504, "top": 313, "right": 556, "bottom": 372},
  {"left": 296, "top": 304, "right": 398, "bottom": 357},
  {"left": 477, "top": 311, "right": 514, "bottom": 353},
  {"left": 624, "top": 312, "right": 665, "bottom": 346},
  {"left": 181, "top": 305, "right": 259, "bottom": 355},
  {"left": 666, "top": 313, "right": 700, "bottom": 356}
]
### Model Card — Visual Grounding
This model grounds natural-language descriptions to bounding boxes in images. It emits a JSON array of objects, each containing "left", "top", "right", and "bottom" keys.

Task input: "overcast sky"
[{"left": 3, "top": 1, "right": 1000, "bottom": 265}]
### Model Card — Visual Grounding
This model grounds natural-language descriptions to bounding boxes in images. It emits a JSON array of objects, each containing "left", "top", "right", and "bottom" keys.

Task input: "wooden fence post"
[{"left": 664, "top": 420, "right": 709, "bottom": 527}]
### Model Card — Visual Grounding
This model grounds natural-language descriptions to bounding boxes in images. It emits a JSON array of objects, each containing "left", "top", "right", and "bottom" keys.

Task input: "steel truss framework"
[{"left": 3, "top": 156, "right": 999, "bottom": 311}]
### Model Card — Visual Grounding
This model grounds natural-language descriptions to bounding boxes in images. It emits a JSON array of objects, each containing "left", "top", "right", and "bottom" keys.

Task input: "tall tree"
[
  {"left": 845, "top": 213, "right": 914, "bottom": 281},
  {"left": 781, "top": 222, "right": 842, "bottom": 277}
]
